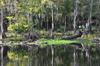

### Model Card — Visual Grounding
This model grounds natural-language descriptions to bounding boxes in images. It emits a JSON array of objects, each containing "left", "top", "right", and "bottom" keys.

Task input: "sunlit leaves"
[
  {"left": 29, "top": 7, "right": 33, "bottom": 12},
  {"left": 8, "top": 24, "right": 16, "bottom": 31},
  {"left": 8, "top": 14, "right": 29, "bottom": 33},
  {"left": 41, "top": 0, "right": 54, "bottom": 6},
  {"left": 0, "top": 0, "right": 4, "bottom": 7},
  {"left": 6, "top": 16, "right": 13, "bottom": 20},
  {"left": 8, "top": 22, "right": 30, "bottom": 33},
  {"left": 41, "top": 0, "right": 49, "bottom": 4}
]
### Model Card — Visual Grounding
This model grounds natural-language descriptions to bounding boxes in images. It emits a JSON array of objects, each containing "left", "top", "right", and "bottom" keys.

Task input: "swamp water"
[{"left": 1, "top": 45, "right": 100, "bottom": 66}]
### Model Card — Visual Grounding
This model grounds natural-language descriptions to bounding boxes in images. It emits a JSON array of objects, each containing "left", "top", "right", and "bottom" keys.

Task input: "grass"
[
  {"left": 76, "top": 39, "right": 94, "bottom": 46},
  {"left": 38, "top": 38, "right": 95, "bottom": 47},
  {"left": 39, "top": 39, "right": 79, "bottom": 46},
  {"left": 5, "top": 32, "right": 96, "bottom": 47}
]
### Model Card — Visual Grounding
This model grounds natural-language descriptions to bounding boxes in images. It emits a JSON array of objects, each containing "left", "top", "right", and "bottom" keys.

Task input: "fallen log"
[{"left": 62, "top": 30, "right": 83, "bottom": 40}]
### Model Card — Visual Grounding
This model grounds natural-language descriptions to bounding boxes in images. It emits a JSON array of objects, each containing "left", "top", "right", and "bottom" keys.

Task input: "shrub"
[{"left": 8, "top": 22, "right": 30, "bottom": 33}]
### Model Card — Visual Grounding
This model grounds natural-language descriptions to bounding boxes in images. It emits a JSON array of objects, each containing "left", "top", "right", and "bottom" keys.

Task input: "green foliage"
[
  {"left": 8, "top": 35, "right": 23, "bottom": 41},
  {"left": 39, "top": 39, "right": 79, "bottom": 46},
  {"left": 39, "top": 38, "right": 95, "bottom": 47},
  {"left": 8, "top": 51, "right": 28, "bottom": 60},
  {"left": 0, "top": 0, "right": 5, "bottom": 7},
  {"left": 6, "top": 16, "right": 13, "bottom": 20},
  {"left": 8, "top": 22, "right": 30, "bottom": 33},
  {"left": 77, "top": 39, "right": 94, "bottom": 46}
]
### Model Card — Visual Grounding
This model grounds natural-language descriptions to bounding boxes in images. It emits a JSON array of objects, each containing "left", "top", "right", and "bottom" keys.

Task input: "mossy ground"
[{"left": 40, "top": 39, "right": 94, "bottom": 46}]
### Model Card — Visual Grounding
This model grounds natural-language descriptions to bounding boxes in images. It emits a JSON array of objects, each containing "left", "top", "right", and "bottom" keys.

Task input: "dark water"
[{"left": 1, "top": 45, "right": 100, "bottom": 66}]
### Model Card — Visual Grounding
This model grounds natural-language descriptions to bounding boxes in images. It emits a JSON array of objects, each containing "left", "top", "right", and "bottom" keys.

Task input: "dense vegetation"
[
  {"left": 1, "top": 1, "right": 100, "bottom": 65},
  {"left": 0, "top": 0, "right": 100, "bottom": 44}
]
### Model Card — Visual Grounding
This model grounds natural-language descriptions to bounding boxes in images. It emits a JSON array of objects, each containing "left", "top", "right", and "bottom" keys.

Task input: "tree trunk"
[
  {"left": 73, "top": 0, "right": 79, "bottom": 31},
  {"left": 64, "top": 16, "right": 67, "bottom": 33},
  {"left": 0, "top": 8, "right": 4, "bottom": 44},
  {"left": 50, "top": 5, "right": 54, "bottom": 38},
  {"left": 86, "top": 0, "right": 93, "bottom": 33}
]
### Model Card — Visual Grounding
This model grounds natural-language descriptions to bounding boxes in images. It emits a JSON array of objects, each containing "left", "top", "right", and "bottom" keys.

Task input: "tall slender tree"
[
  {"left": 0, "top": 0, "right": 4, "bottom": 43},
  {"left": 73, "top": 0, "right": 79, "bottom": 31}
]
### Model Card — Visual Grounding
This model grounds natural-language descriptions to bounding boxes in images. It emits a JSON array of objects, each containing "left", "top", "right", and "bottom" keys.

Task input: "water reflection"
[{"left": 1, "top": 45, "right": 100, "bottom": 66}]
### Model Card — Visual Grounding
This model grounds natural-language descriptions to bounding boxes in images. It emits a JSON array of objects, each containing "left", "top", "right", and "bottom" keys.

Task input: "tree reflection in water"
[{"left": 1, "top": 45, "right": 100, "bottom": 66}]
